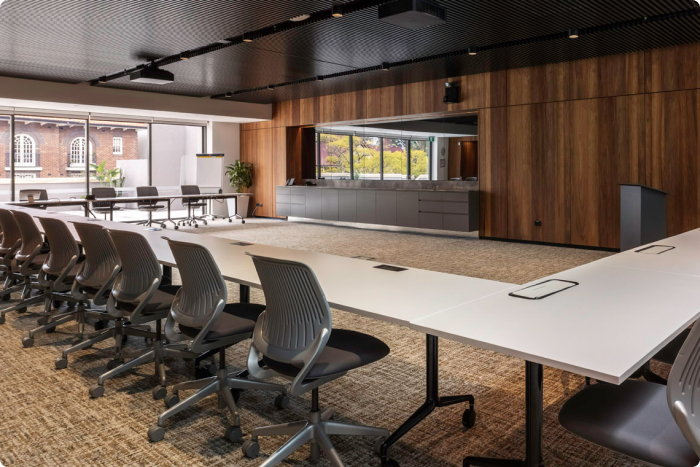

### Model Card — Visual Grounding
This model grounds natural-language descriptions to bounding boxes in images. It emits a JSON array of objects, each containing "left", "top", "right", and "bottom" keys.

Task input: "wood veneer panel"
[
  {"left": 367, "top": 84, "right": 405, "bottom": 119},
  {"left": 479, "top": 107, "right": 508, "bottom": 238},
  {"left": 299, "top": 97, "right": 320, "bottom": 126},
  {"left": 646, "top": 90, "right": 700, "bottom": 236},
  {"left": 333, "top": 90, "right": 367, "bottom": 123},
  {"left": 448, "top": 71, "right": 507, "bottom": 111},
  {"left": 507, "top": 103, "right": 570, "bottom": 244},
  {"left": 570, "top": 51, "right": 644, "bottom": 100},
  {"left": 406, "top": 79, "right": 446, "bottom": 115},
  {"left": 570, "top": 96, "right": 645, "bottom": 248},
  {"left": 645, "top": 43, "right": 700, "bottom": 93},
  {"left": 272, "top": 100, "right": 300, "bottom": 128},
  {"left": 272, "top": 126, "right": 287, "bottom": 217},
  {"left": 507, "top": 62, "right": 570, "bottom": 106}
]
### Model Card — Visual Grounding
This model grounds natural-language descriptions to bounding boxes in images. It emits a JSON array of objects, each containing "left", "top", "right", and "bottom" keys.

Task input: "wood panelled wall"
[{"left": 241, "top": 42, "right": 700, "bottom": 249}]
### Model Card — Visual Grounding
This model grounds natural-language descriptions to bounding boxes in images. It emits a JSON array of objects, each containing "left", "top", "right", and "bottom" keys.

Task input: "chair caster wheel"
[
  {"left": 174, "top": 225, "right": 179, "bottom": 230},
  {"left": 37, "top": 316, "right": 49, "bottom": 325},
  {"left": 89, "top": 384, "right": 104, "bottom": 398},
  {"left": 462, "top": 407, "right": 476, "bottom": 429},
  {"left": 148, "top": 425, "right": 165, "bottom": 442},
  {"left": 152, "top": 386, "right": 167, "bottom": 400},
  {"left": 194, "top": 224, "right": 198, "bottom": 228},
  {"left": 231, "top": 389, "right": 241, "bottom": 403},
  {"left": 164, "top": 393, "right": 180, "bottom": 408},
  {"left": 17, "top": 307, "right": 27, "bottom": 313},
  {"left": 274, "top": 394, "right": 289, "bottom": 409},
  {"left": 241, "top": 439, "right": 260, "bottom": 458},
  {"left": 55, "top": 357, "right": 68, "bottom": 370},
  {"left": 1, "top": 293, "right": 10, "bottom": 301},
  {"left": 22, "top": 337, "right": 34, "bottom": 348},
  {"left": 93, "top": 320, "right": 107, "bottom": 331},
  {"left": 228, "top": 219, "right": 232, "bottom": 223},
  {"left": 225, "top": 426, "right": 242, "bottom": 443},
  {"left": 45, "top": 326, "right": 56, "bottom": 334},
  {"left": 203, "top": 221, "right": 208, "bottom": 225},
  {"left": 0, "top": 315, "right": 5, "bottom": 325},
  {"left": 375, "top": 438, "right": 389, "bottom": 456},
  {"left": 71, "top": 337, "right": 83, "bottom": 345},
  {"left": 107, "top": 358, "right": 123, "bottom": 370}
]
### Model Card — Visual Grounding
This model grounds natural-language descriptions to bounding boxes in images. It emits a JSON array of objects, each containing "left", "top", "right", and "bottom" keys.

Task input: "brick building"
[{"left": 0, "top": 116, "right": 146, "bottom": 180}]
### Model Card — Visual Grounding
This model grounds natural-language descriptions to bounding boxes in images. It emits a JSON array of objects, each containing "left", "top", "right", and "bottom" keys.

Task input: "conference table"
[
  {"left": 12, "top": 192, "right": 250, "bottom": 222},
  {"left": 7, "top": 203, "right": 700, "bottom": 467}
]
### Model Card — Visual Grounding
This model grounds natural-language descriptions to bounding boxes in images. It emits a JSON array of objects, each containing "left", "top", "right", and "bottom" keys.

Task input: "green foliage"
[
  {"left": 225, "top": 160, "right": 254, "bottom": 193},
  {"left": 90, "top": 160, "right": 125, "bottom": 188}
]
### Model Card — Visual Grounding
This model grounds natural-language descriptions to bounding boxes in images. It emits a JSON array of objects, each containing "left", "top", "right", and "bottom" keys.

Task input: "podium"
[{"left": 620, "top": 184, "right": 668, "bottom": 251}]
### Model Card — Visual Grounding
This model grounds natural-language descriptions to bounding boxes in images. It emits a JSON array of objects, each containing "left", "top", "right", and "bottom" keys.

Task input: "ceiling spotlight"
[
  {"left": 468, "top": 47, "right": 477, "bottom": 56},
  {"left": 317, "top": 75, "right": 325, "bottom": 81},
  {"left": 381, "top": 62, "right": 391, "bottom": 72},
  {"left": 242, "top": 33, "right": 254, "bottom": 43},
  {"left": 290, "top": 14, "right": 311, "bottom": 22},
  {"left": 130, "top": 67, "right": 174, "bottom": 85},
  {"left": 267, "top": 84, "right": 275, "bottom": 90},
  {"left": 225, "top": 92, "right": 233, "bottom": 98},
  {"left": 179, "top": 51, "right": 191, "bottom": 60},
  {"left": 216, "top": 39, "right": 232, "bottom": 45},
  {"left": 97, "top": 76, "right": 107, "bottom": 84},
  {"left": 331, "top": 5, "right": 344, "bottom": 18},
  {"left": 568, "top": 28, "right": 580, "bottom": 39}
]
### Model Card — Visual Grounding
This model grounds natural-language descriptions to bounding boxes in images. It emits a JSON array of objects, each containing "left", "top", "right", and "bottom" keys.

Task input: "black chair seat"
[
  {"left": 263, "top": 329, "right": 390, "bottom": 380},
  {"left": 559, "top": 380, "right": 699, "bottom": 467},
  {"left": 179, "top": 302, "right": 266, "bottom": 340},
  {"left": 115, "top": 284, "right": 180, "bottom": 316},
  {"left": 654, "top": 328, "right": 691, "bottom": 364}
]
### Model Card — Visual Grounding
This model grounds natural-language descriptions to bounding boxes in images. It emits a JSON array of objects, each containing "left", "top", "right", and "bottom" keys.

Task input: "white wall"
[
  {"left": 434, "top": 138, "right": 448, "bottom": 181},
  {"left": 207, "top": 122, "right": 240, "bottom": 216}
]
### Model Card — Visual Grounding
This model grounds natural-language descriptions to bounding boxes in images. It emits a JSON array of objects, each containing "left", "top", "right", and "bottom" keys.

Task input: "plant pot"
[{"left": 226, "top": 195, "right": 249, "bottom": 219}]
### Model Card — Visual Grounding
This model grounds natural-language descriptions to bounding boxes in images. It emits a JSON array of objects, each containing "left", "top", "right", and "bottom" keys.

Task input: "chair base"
[{"left": 246, "top": 389, "right": 388, "bottom": 467}]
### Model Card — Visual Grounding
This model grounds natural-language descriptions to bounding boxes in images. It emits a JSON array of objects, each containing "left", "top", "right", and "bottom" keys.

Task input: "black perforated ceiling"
[{"left": 0, "top": 0, "right": 698, "bottom": 103}]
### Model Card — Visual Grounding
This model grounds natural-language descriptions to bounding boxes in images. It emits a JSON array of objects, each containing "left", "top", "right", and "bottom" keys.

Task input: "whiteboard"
[{"left": 195, "top": 154, "right": 224, "bottom": 189}]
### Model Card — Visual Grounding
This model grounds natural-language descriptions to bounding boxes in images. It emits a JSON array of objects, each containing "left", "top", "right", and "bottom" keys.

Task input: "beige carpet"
[{"left": 0, "top": 219, "right": 660, "bottom": 467}]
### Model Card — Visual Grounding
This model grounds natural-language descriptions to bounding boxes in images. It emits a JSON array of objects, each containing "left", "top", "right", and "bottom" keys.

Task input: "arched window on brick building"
[
  {"left": 69, "top": 137, "right": 94, "bottom": 167},
  {"left": 14, "top": 134, "right": 36, "bottom": 167}
]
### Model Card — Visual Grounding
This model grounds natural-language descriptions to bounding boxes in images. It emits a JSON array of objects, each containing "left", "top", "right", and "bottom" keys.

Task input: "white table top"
[
  {"left": 411, "top": 261, "right": 700, "bottom": 384},
  {"left": 8, "top": 205, "right": 515, "bottom": 328}
]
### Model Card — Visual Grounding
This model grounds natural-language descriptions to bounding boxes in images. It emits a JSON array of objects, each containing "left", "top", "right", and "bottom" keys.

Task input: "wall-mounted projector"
[
  {"left": 130, "top": 67, "right": 174, "bottom": 85},
  {"left": 378, "top": 0, "right": 446, "bottom": 30}
]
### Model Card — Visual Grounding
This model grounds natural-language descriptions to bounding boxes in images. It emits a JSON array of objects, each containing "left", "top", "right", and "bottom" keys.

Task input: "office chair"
[
  {"left": 135, "top": 186, "right": 167, "bottom": 229},
  {"left": 179, "top": 185, "right": 209, "bottom": 228},
  {"left": 0, "top": 208, "right": 26, "bottom": 309},
  {"left": 88, "top": 229, "right": 178, "bottom": 400},
  {"left": 22, "top": 217, "right": 85, "bottom": 348},
  {"left": 241, "top": 254, "right": 390, "bottom": 467},
  {"left": 18, "top": 189, "right": 48, "bottom": 204},
  {"left": 0, "top": 210, "right": 50, "bottom": 325},
  {"left": 54, "top": 221, "right": 122, "bottom": 369},
  {"left": 559, "top": 324, "right": 700, "bottom": 467},
  {"left": 90, "top": 187, "right": 121, "bottom": 220},
  {"left": 147, "top": 238, "right": 286, "bottom": 443}
]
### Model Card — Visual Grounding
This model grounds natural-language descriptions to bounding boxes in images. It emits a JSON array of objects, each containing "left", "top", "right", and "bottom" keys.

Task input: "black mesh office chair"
[
  {"left": 91, "top": 187, "right": 121, "bottom": 220},
  {"left": 88, "top": 229, "right": 178, "bottom": 399},
  {"left": 54, "top": 221, "right": 121, "bottom": 369},
  {"left": 179, "top": 185, "right": 208, "bottom": 228},
  {"left": 241, "top": 254, "right": 390, "bottom": 467},
  {"left": 136, "top": 186, "right": 166, "bottom": 228},
  {"left": 147, "top": 238, "right": 285, "bottom": 443},
  {"left": 0, "top": 208, "right": 25, "bottom": 308},
  {"left": 559, "top": 324, "right": 700, "bottom": 467},
  {"left": 22, "top": 217, "right": 84, "bottom": 348}
]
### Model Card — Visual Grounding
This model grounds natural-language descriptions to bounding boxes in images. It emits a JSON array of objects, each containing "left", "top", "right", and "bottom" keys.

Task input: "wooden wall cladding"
[
  {"left": 240, "top": 128, "right": 274, "bottom": 217},
  {"left": 570, "top": 96, "right": 645, "bottom": 248},
  {"left": 479, "top": 107, "right": 508, "bottom": 239},
  {"left": 507, "top": 103, "right": 571, "bottom": 244},
  {"left": 645, "top": 43, "right": 700, "bottom": 94},
  {"left": 646, "top": 90, "right": 700, "bottom": 237}
]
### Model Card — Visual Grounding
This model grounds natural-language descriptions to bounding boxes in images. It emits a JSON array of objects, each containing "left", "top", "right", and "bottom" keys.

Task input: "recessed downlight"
[
  {"left": 468, "top": 47, "right": 477, "bottom": 56},
  {"left": 331, "top": 5, "right": 344, "bottom": 18},
  {"left": 568, "top": 28, "right": 580, "bottom": 39},
  {"left": 242, "top": 33, "right": 254, "bottom": 43},
  {"left": 290, "top": 14, "right": 311, "bottom": 22}
]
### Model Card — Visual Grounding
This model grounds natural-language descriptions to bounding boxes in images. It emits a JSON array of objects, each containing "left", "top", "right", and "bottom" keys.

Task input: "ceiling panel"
[{"left": 0, "top": 0, "right": 698, "bottom": 102}]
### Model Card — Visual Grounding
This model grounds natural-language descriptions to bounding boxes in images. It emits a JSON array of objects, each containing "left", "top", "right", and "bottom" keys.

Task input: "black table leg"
[
  {"left": 162, "top": 265, "right": 172, "bottom": 287},
  {"left": 380, "top": 334, "right": 476, "bottom": 466},
  {"left": 110, "top": 202, "right": 114, "bottom": 221},
  {"left": 240, "top": 284, "right": 250, "bottom": 303},
  {"left": 464, "top": 361, "right": 544, "bottom": 467}
]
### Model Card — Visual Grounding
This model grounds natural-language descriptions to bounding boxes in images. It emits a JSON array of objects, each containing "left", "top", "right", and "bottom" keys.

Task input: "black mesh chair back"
[
  {"left": 37, "top": 217, "right": 78, "bottom": 277},
  {"left": 92, "top": 187, "right": 117, "bottom": 210},
  {"left": 181, "top": 185, "right": 206, "bottom": 207},
  {"left": 12, "top": 210, "right": 45, "bottom": 259},
  {"left": 165, "top": 237, "right": 226, "bottom": 329},
  {"left": 107, "top": 229, "right": 161, "bottom": 303},
  {"left": 0, "top": 208, "right": 21, "bottom": 253},
  {"left": 136, "top": 186, "right": 159, "bottom": 208}
]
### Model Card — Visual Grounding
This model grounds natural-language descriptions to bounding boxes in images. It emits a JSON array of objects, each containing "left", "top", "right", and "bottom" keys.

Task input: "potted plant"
[
  {"left": 224, "top": 160, "right": 253, "bottom": 218},
  {"left": 91, "top": 161, "right": 125, "bottom": 190}
]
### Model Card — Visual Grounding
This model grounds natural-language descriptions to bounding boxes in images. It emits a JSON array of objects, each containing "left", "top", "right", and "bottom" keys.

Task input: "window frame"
[
  {"left": 69, "top": 137, "right": 95, "bottom": 167},
  {"left": 112, "top": 136, "right": 123, "bottom": 155},
  {"left": 14, "top": 134, "right": 36, "bottom": 167}
]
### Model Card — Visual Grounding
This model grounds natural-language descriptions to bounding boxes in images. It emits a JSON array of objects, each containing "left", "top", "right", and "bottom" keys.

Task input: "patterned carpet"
[{"left": 0, "top": 218, "right": 660, "bottom": 467}]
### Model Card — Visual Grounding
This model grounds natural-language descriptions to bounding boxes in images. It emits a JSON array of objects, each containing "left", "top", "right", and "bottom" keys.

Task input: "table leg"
[
  {"left": 464, "top": 361, "right": 544, "bottom": 467},
  {"left": 380, "top": 334, "right": 475, "bottom": 466},
  {"left": 110, "top": 202, "right": 114, "bottom": 221},
  {"left": 240, "top": 284, "right": 250, "bottom": 304},
  {"left": 162, "top": 265, "right": 172, "bottom": 287},
  {"left": 84, "top": 203, "right": 89, "bottom": 218}
]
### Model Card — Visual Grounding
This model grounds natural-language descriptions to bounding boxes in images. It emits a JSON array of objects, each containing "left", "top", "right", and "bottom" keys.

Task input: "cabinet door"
[
  {"left": 290, "top": 204, "right": 305, "bottom": 217},
  {"left": 443, "top": 214, "right": 469, "bottom": 232},
  {"left": 322, "top": 189, "right": 339, "bottom": 221},
  {"left": 419, "top": 212, "right": 443, "bottom": 230},
  {"left": 376, "top": 191, "right": 397, "bottom": 226},
  {"left": 338, "top": 190, "right": 357, "bottom": 222},
  {"left": 357, "top": 190, "right": 376, "bottom": 225},
  {"left": 276, "top": 203, "right": 291, "bottom": 217},
  {"left": 305, "top": 189, "right": 322, "bottom": 219},
  {"left": 397, "top": 191, "right": 419, "bottom": 227}
]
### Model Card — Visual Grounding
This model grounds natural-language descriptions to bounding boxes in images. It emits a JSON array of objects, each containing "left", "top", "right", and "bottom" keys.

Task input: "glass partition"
[
  {"left": 352, "top": 136, "right": 381, "bottom": 180},
  {"left": 382, "top": 138, "right": 408, "bottom": 181},
  {"left": 410, "top": 140, "right": 431, "bottom": 180},
  {"left": 317, "top": 133, "right": 350, "bottom": 180}
]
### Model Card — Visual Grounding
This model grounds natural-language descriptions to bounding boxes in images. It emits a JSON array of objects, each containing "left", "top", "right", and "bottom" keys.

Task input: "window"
[
  {"left": 69, "top": 137, "right": 94, "bottom": 166},
  {"left": 410, "top": 140, "right": 431, "bottom": 180},
  {"left": 352, "top": 136, "right": 381, "bottom": 180},
  {"left": 112, "top": 137, "right": 123, "bottom": 155},
  {"left": 14, "top": 134, "right": 36, "bottom": 167},
  {"left": 14, "top": 173, "right": 36, "bottom": 179},
  {"left": 317, "top": 134, "right": 350, "bottom": 179},
  {"left": 382, "top": 138, "right": 408, "bottom": 180}
]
